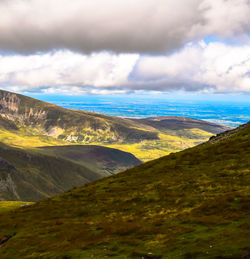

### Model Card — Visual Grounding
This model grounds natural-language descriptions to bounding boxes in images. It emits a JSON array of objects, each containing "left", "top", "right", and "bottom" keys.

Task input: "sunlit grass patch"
[
  {"left": 0, "top": 123, "right": 214, "bottom": 162},
  {"left": 97, "top": 128, "right": 212, "bottom": 161},
  {"left": 0, "top": 128, "right": 66, "bottom": 148},
  {"left": 0, "top": 201, "right": 34, "bottom": 213}
]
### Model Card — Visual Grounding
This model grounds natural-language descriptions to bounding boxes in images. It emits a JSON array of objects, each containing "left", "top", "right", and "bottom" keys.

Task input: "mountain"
[
  {"left": 0, "top": 89, "right": 231, "bottom": 161},
  {"left": 137, "top": 116, "right": 230, "bottom": 134},
  {"left": 38, "top": 145, "right": 141, "bottom": 175},
  {"left": 0, "top": 89, "right": 158, "bottom": 143},
  {"left": 0, "top": 142, "right": 103, "bottom": 201},
  {"left": 0, "top": 143, "right": 141, "bottom": 202},
  {"left": 0, "top": 122, "right": 248, "bottom": 258}
]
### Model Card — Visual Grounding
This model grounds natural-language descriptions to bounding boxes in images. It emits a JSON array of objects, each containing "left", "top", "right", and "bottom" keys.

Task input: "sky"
[{"left": 0, "top": 0, "right": 250, "bottom": 97}]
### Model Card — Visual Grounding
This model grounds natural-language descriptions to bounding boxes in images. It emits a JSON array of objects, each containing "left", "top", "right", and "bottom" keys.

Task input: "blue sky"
[{"left": 0, "top": 0, "right": 250, "bottom": 97}]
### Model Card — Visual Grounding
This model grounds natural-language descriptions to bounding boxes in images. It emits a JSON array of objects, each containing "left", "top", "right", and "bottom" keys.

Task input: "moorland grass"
[
  {"left": 0, "top": 123, "right": 249, "bottom": 258},
  {"left": 0, "top": 201, "right": 34, "bottom": 213}
]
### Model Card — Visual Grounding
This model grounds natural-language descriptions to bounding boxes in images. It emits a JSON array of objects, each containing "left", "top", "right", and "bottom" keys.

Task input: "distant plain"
[{"left": 30, "top": 94, "right": 250, "bottom": 128}]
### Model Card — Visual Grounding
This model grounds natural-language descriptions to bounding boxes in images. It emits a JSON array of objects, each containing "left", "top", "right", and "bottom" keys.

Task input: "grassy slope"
[
  {"left": 0, "top": 89, "right": 230, "bottom": 161},
  {"left": 102, "top": 130, "right": 214, "bottom": 161},
  {"left": 0, "top": 127, "right": 67, "bottom": 148},
  {"left": 137, "top": 116, "right": 230, "bottom": 134},
  {"left": 0, "top": 123, "right": 249, "bottom": 258},
  {"left": 0, "top": 201, "right": 34, "bottom": 213}
]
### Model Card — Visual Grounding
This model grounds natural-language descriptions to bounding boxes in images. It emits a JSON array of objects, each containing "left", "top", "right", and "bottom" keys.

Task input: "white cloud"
[
  {"left": 134, "top": 41, "right": 250, "bottom": 93},
  {"left": 0, "top": 41, "right": 250, "bottom": 94},
  {"left": 198, "top": 0, "right": 250, "bottom": 38},
  {"left": 0, "top": 50, "right": 139, "bottom": 93},
  {"left": 0, "top": 0, "right": 250, "bottom": 54}
]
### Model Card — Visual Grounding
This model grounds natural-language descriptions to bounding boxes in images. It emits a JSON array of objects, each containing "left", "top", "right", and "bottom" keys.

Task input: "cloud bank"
[
  {"left": 134, "top": 42, "right": 250, "bottom": 93},
  {"left": 0, "top": 0, "right": 250, "bottom": 54},
  {"left": 1, "top": 42, "right": 250, "bottom": 94},
  {"left": 0, "top": 0, "right": 250, "bottom": 94}
]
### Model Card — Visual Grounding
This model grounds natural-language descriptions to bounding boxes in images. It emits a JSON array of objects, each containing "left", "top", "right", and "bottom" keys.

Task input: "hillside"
[
  {"left": 0, "top": 143, "right": 141, "bottom": 201},
  {"left": 0, "top": 122, "right": 249, "bottom": 258},
  {"left": 0, "top": 89, "right": 158, "bottom": 143},
  {"left": 38, "top": 145, "right": 141, "bottom": 175},
  {"left": 0, "top": 142, "right": 103, "bottom": 201},
  {"left": 137, "top": 116, "right": 230, "bottom": 134},
  {"left": 0, "top": 89, "right": 231, "bottom": 161}
]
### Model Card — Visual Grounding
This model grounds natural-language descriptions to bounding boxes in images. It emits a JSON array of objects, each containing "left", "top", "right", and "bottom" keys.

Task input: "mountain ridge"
[
  {"left": 0, "top": 89, "right": 158, "bottom": 143},
  {"left": 0, "top": 89, "right": 231, "bottom": 161},
  {"left": 0, "top": 142, "right": 141, "bottom": 201},
  {"left": 37, "top": 145, "right": 141, "bottom": 175}
]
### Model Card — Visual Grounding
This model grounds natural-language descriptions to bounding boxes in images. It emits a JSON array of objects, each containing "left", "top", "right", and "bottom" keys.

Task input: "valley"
[
  {"left": 0, "top": 1, "right": 249, "bottom": 257},
  {"left": 0, "top": 121, "right": 248, "bottom": 258},
  {"left": 0, "top": 89, "right": 248, "bottom": 258}
]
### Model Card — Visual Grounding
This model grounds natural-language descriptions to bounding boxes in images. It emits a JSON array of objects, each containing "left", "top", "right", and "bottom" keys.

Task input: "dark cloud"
[{"left": 0, "top": 0, "right": 250, "bottom": 54}]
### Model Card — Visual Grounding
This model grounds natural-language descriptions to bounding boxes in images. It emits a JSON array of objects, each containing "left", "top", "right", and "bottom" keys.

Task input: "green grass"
[
  {"left": 0, "top": 123, "right": 248, "bottom": 258},
  {"left": 0, "top": 201, "right": 34, "bottom": 213},
  {"left": 0, "top": 127, "right": 67, "bottom": 148}
]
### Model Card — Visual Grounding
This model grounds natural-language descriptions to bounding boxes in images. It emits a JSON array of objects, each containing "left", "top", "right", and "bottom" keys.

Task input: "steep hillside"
[
  {"left": 209, "top": 122, "right": 250, "bottom": 143},
  {"left": 0, "top": 143, "right": 104, "bottom": 201},
  {"left": 38, "top": 145, "right": 141, "bottom": 175},
  {"left": 0, "top": 89, "right": 231, "bottom": 161},
  {"left": 0, "top": 123, "right": 248, "bottom": 258},
  {"left": 0, "top": 143, "right": 142, "bottom": 201}
]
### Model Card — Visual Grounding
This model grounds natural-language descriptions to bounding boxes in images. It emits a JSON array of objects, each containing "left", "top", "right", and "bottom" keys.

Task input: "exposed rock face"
[
  {"left": 0, "top": 158, "right": 20, "bottom": 201},
  {"left": 47, "top": 126, "right": 64, "bottom": 137},
  {"left": 0, "top": 90, "right": 47, "bottom": 125},
  {"left": 0, "top": 91, "right": 20, "bottom": 113},
  {"left": 0, "top": 174, "right": 20, "bottom": 201}
]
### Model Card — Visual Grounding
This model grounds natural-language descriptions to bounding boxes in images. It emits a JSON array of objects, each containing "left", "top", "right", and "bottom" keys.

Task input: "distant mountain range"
[
  {"left": 0, "top": 89, "right": 231, "bottom": 161},
  {"left": 0, "top": 120, "right": 248, "bottom": 258}
]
